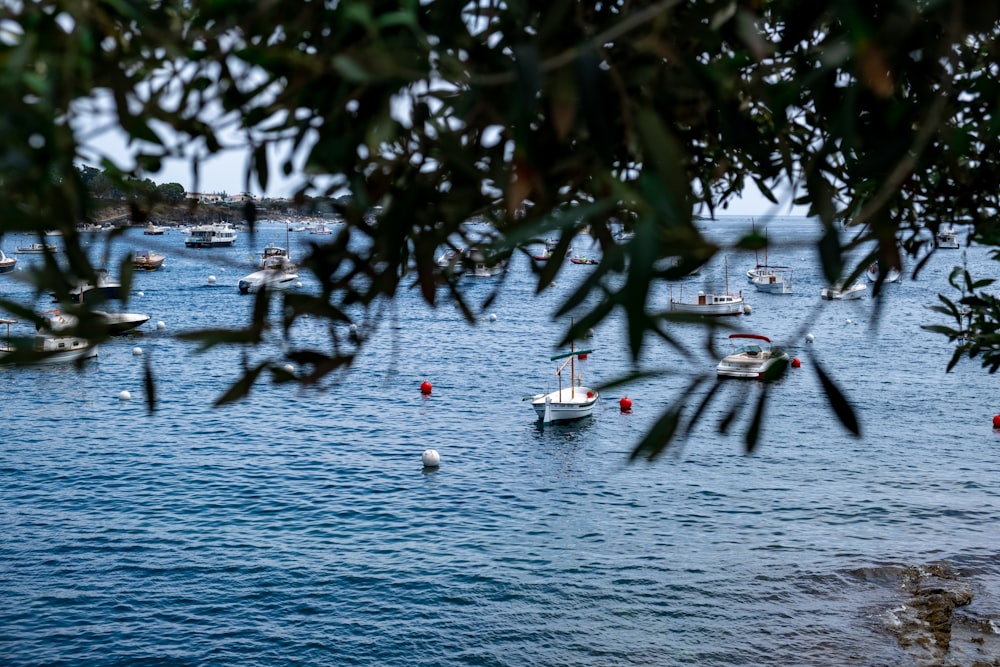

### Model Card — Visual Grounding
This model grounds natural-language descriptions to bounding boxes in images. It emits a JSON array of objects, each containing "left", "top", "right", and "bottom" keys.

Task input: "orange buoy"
[
  {"left": 792, "top": 358, "right": 801, "bottom": 368},
  {"left": 993, "top": 414, "right": 1000, "bottom": 429},
  {"left": 619, "top": 396, "right": 632, "bottom": 413},
  {"left": 420, "top": 381, "right": 432, "bottom": 395}
]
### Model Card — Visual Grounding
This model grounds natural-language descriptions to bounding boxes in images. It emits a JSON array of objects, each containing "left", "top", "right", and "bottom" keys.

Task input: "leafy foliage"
[{"left": 1, "top": 1, "right": 998, "bottom": 456}]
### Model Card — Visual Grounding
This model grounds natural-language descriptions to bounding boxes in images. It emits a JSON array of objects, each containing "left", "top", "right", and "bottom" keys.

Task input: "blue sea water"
[{"left": 1, "top": 216, "right": 999, "bottom": 666}]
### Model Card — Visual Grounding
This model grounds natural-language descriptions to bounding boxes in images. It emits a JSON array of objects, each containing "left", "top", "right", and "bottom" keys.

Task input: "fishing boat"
[
  {"left": 936, "top": 224, "right": 960, "bottom": 249},
  {"left": 746, "top": 225, "right": 791, "bottom": 282},
  {"left": 670, "top": 257, "right": 745, "bottom": 316},
  {"left": 821, "top": 280, "right": 867, "bottom": 300},
  {"left": 15, "top": 242, "right": 58, "bottom": 254},
  {"left": 132, "top": 249, "right": 166, "bottom": 271},
  {"left": 716, "top": 333, "right": 789, "bottom": 379},
  {"left": 238, "top": 239, "right": 299, "bottom": 294},
  {"left": 751, "top": 267, "right": 793, "bottom": 294},
  {"left": 184, "top": 222, "right": 238, "bottom": 247},
  {"left": 0, "top": 317, "right": 98, "bottom": 365},
  {"left": 528, "top": 334, "right": 599, "bottom": 423},
  {"left": 0, "top": 248, "right": 16, "bottom": 274},
  {"left": 865, "top": 261, "right": 901, "bottom": 283}
]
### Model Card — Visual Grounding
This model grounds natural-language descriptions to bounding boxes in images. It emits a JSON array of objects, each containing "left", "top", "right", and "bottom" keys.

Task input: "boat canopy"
[{"left": 729, "top": 333, "right": 771, "bottom": 342}]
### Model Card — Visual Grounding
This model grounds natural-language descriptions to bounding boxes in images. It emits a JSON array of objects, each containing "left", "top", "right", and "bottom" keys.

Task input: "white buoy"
[
  {"left": 132, "top": 347, "right": 142, "bottom": 356},
  {"left": 296, "top": 282, "right": 303, "bottom": 288},
  {"left": 422, "top": 449, "right": 440, "bottom": 468},
  {"left": 137, "top": 291, "right": 144, "bottom": 297},
  {"left": 349, "top": 323, "right": 357, "bottom": 334},
  {"left": 118, "top": 390, "right": 131, "bottom": 401},
  {"left": 846, "top": 318, "right": 853, "bottom": 325},
  {"left": 208, "top": 275, "right": 217, "bottom": 284},
  {"left": 743, "top": 305, "right": 752, "bottom": 315},
  {"left": 489, "top": 313, "right": 497, "bottom": 322},
  {"left": 157, "top": 321, "right": 166, "bottom": 330},
  {"left": 806, "top": 333, "right": 815, "bottom": 343},
  {"left": 283, "top": 364, "right": 294, "bottom": 373}
]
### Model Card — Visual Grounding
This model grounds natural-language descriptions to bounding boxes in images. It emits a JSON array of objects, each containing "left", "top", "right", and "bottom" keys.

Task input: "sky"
[{"left": 79, "top": 114, "right": 804, "bottom": 216}]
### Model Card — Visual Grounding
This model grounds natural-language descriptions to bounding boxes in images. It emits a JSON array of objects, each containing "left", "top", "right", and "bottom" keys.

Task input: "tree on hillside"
[{"left": 1, "top": 1, "right": 998, "bottom": 456}]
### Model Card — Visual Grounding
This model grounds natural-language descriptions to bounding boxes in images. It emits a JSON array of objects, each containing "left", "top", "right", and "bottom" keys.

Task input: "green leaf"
[
  {"left": 811, "top": 356, "right": 861, "bottom": 436},
  {"left": 629, "top": 405, "right": 684, "bottom": 462},
  {"left": 744, "top": 386, "right": 768, "bottom": 454},
  {"left": 214, "top": 363, "right": 268, "bottom": 407}
]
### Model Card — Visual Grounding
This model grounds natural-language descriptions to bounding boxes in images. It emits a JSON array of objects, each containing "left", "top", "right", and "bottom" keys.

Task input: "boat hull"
[
  {"left": 238, "top": 270, "right": 299, "bottom": 294},
  {"left": 670, "top": 299, "right": 745, "bottom": 316},
  {"left": 0, "top": 335, "right": 98, "bottom": 365},
  {"left": 717, "top": 353, "right": 789, "bottom": 379},
  {"left": 821, "top": 284, "right": 866, "bottom": 300},
  {"left": 531, "top": 387, "right": 599, "bottom": 422}
]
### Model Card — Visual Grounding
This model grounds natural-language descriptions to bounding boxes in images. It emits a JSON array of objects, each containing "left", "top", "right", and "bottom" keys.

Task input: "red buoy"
[
  {"left": 792, "top": 358, "right": 801, "bottom": 368},
  {"left": 619, "top": 396, "right": 632, "bottom": 413},
  {"left": 992, "top": 414, "right": 1000, "bottom": 429},
  {"left": 420, "top": 381, "right": 432, "bottom": 395},
  {"left": 577, "top": 353, "right": 588, "bottom": 360}
]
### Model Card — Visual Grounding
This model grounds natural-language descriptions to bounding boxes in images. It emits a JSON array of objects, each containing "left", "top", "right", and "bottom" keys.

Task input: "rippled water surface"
[{"left": 2, "top": 217, "right": 999, "bottom": 666}]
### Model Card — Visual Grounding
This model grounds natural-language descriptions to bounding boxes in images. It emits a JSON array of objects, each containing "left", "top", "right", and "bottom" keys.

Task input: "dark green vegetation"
[{"left": 2, "top": 1, "right": 999, "bottom": 456}]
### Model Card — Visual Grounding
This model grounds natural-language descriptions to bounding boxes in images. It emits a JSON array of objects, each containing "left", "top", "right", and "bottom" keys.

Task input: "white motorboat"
[
  {"left": 529, "top": 335, "right": 599, "bottom": 423},
  {"left": 716, "top": 333, "right": 789, "bottom": 379},
  {"left": 752, "top": 267, "right": 793, "bottom": 294},
  {"left": 184, "top": 222, "right": 238, "bottom": 247},
  {"left": 865, "top": 261, "right": 901, "bottom": 283},
  {"left": 132, "top": 249, "right": 166, "bottom": 271},
  {"left": 41, "top": 309, "right": 150, "bottom": 336},
  {"left": 143, "top": 223, "right": 167, "bottom": 235},
  {"left": 821, "top": 280, "right": 867, "bottom": 300},
  {"left": 464, "top": 248, "right": 506, "bottom": 278},
  {"left": 66, "top": 268, "right": 123, "bottom": 303},
  {"left": 239, "top": 239, "right": 299, "bottom": 294},
  {"left": 0, "top": 248, "right": 16, "bottom": 274},
  {"left": 936, "top": 224, "right": 959, "bottom": 249}
]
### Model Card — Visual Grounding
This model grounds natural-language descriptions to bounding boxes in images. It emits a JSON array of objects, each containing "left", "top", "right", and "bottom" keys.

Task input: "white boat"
[
  {"left": 309, "top": 223, "right": 334, "bottom": 235},
  {"left": 716, "top": 333, "right": 789, "bottom": 379},
  {"left": 65, "top": 268, "right": 123, "bottom": 303},
  {"left": 143, "top": 223, "right": 167, "bottom": 235},
  {"left": 671, "top": 258, "right": 745, "bottom": 315},
  {"left": 464, "top": 248, "right": 506, "bottom": 278},
  {"left": 529, "top": 336, "right": 599, "bottom": 423},
  {"left": 0, "top": 248, "right": 16, "bottom": 274},
  {"left": 865, "top": 261, "right": 901, "bottom": 283},
  {"left": 41, "top": 309, "right": 150, "bottom": 336},
  {"left": 936, "top": 224, "right": 959, "bottom": 249},
  {"left": 752, "top": 267, "right": 792, "bottom": 294},
  {"left": 0, "top": 317, "right": 98, "bottom": 365},
  {"left": 821, "top": 280, "right": 867, "bottom": 300},
  {"left": 184, "top": 222, "right": 238, "bottom": 247},
  {"left": 239, "top": 239, "right": 299, "bottom": 294},
  {"left": 745, "top": 225, "right": 790, "bottom": 283},
  {"left": 15, "top": 242, "right": 58, "bottom": 254}
]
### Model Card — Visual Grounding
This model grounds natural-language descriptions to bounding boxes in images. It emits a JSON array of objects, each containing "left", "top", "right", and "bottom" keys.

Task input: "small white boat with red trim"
[
  {"left": 716, "top": 333, "right": 788, "bottom": 379},
  {"left": 528, "top": 337, "right": 599, "bottom": 423}
]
